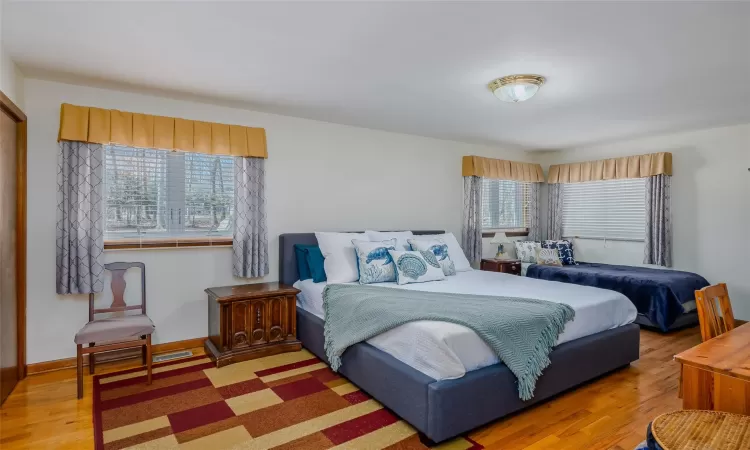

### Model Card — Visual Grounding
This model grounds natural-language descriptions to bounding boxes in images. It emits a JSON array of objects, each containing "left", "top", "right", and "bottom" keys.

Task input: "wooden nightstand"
[
  {"left": 481, "top": 258, "right": 522, "bottom": 275},
  {"left": 204, "top": 282, "right": 302, "bottom": 368}
]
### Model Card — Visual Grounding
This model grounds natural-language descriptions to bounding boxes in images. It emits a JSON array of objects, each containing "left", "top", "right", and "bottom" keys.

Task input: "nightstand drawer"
[
  {"left": 481, "top": 259, "right": 522, "bottom": 275},
  {"left": 503, "top": 262, "right": 521, "bottom": 275}
]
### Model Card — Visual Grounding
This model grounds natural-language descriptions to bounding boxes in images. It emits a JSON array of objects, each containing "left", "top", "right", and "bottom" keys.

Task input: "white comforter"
[{"left": 294, "top": 270, "right": 636, "bottom": 381}]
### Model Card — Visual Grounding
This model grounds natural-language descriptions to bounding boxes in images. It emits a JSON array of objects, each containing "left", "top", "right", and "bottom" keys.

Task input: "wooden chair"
[
  {"left": 678, "top": 283, "right": 735, "bottom": 399},
  {"left": 74, "top": 262, "right": 155, "bottom": 399},
  {"left": 695, "top": 283, "right": 736, "bottom": 342}
]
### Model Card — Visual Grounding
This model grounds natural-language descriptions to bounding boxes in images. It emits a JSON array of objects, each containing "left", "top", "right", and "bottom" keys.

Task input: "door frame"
[{"left": 0, "top": 90, "right": 27, "bottom": 380}]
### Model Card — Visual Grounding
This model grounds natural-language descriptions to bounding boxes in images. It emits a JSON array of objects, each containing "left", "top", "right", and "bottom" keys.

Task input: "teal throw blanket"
[{"left": 323, "top": 284, "right": 575, "bottom": 401}]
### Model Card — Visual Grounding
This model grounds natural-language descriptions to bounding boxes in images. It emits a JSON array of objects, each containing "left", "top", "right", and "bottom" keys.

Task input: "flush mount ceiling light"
[{"left": 488, "top": 74, "right": 546, "bottom": 103}]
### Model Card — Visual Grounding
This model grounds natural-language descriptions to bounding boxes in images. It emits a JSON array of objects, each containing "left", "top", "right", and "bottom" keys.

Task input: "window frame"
[
  {"left": 102, "top": 145, "right": 235, "bottom": 250},
  {"left": 103, "top": 236, "right": 232, "bottom": 250}
]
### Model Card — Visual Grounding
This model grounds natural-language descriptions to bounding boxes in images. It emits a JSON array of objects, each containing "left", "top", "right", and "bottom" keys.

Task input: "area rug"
[{"left": 93, "top": 350, "right": 483, "bottom": 449}]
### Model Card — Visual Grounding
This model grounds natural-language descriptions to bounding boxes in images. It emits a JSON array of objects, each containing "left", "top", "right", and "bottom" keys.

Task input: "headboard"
[{"left": 278, "top": 231, "right": 445, "bottom": 286}]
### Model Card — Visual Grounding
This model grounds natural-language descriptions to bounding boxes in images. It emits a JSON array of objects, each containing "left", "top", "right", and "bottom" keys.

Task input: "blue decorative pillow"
[
  {"left": 352, "top": 239, "right": 398, "bottom": 284},
  {"left": 306, "top": 246, "right": 327, "bottom": 283},
  {"left": 294, "top": 244, "right": 313, "bottom": 280},
  {"left": 541, "top": 240, "right": 577, "bottom": 265}
]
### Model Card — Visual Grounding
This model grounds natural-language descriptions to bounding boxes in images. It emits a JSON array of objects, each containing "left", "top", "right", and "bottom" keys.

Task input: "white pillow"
[
  {"left": 388, "top": 250, "right": 445, "bottom": 285},
  {"left": 410, "top": 232, "right": 471, "bottom": 272},
  {"left": 514, "top": 240, "right": 541, "bottom": 263},
  {"left": 407, "top": 238, "right": 456, "bottom": 276},
  {"left": 315, "top": 232, "right": 366, "bottom": 283},
  {"left": 365, "top": 230, "right": 414, "bottom": 251}
]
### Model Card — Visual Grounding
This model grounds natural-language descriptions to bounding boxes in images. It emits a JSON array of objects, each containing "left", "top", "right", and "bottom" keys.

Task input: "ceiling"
[{"left": 5, "top": 1, "right": 750, "bottom": 150}]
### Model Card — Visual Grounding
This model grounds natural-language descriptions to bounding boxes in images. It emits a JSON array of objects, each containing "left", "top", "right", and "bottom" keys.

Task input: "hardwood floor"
[
  {"left": 0, "top": 348, "right": 206, "bottom": 450},
  {"left": 0, "top": 327, "right": 701, "bottom": 450},
  {"left": 470, "top": 326, "right": 701, "bottom": 450}
]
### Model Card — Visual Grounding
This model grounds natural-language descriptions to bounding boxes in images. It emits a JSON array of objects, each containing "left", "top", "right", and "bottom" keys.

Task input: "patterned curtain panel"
[
  {"left": 527, "top": 183, "right": 541, "bottom": 241},
  {"left": 461, "top": 176, "right": 482, "bottom": 265},
  {"left": 546, "top": 183, "right": 564, "bottom": 241},
  {"left": 56, "top": 141, "right": 105, "bottom": 294},
  {"left": 233, "top": 157, "right": 269, "bottom": 278},
  {"left": 644, "top": 174, "right": 672, "bottom": 267}
]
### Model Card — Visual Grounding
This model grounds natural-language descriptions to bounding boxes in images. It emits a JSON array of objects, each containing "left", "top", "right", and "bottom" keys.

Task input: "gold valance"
[
  {"left": 462, "top": 155, "right": 545, "bottom": 182},
  {"left": 547, "top": 152, "right": 672, "bottom": 184},
  {"left": 57, "top": 103, "right": 268, "bottom": 158}
]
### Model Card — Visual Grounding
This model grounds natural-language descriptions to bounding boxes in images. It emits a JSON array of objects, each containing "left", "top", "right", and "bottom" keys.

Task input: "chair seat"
[
  {"left": 648, "top": 410, "right": 750, "bottom": 450},
  {"left": 74, "top": 314, "right": 155, "bottom": 345}
]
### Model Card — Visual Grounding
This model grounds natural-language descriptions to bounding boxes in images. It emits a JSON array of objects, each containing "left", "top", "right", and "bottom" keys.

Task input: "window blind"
[
  {"left": 183, "top": 153, "right": 234, "bottom": 235},
  {"left": 481, "top": 179, "right": 531, "bottom": 230},
  {"left": 562, "top": 178, "right": 646, "bottom": 241},
  {"left": 104, "top": 145, "right": 234, "bottom": 240}
]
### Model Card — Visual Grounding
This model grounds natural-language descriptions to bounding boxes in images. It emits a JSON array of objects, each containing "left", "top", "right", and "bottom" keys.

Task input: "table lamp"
[{"left": 490, "top": 232, "right": 511, "bottom": 259}]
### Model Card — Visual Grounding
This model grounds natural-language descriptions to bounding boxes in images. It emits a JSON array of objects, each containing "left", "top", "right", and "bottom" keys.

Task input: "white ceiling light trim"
[{"left": 488, "top": 75, "right": 546, "bottom": 103}]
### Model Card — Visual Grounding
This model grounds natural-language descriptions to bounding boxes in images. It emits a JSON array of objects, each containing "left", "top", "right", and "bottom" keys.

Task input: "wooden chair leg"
[
  {"left": 89, "top": 343, "right": 96, "bottom": 375},
  {"left": 141, "top": 339, "right": 147, "bottom": 366},
  {"left": 76, "top": 344, "right": 83, "bottom": 399},
  {"left": 146, "top": 335, "right": 152, "bottom": 385}
]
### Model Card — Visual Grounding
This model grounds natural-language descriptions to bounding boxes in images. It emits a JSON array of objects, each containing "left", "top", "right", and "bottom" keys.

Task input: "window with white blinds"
[
  {"left": 481, "top": 179, "right": 531, "bottom": 230},
  {"left": 562, "top": 178, "right": 646, "bottom": 241},
  {"left": 104, "top": 145, "right": 234, "bottom": 240}
]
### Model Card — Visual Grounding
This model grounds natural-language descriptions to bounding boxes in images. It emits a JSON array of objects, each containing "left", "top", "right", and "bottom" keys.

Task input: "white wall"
[
  {"left": 0, "top": 0, "right": 23, "bottom": 107},
  {"left": 24, "top": 77, "right": 530, "bottom": 363},
  {"left": 0, "top": 51, "right": 23, "bottom": 108},
  {"left": 533, "top": 123, "right": 750, "bottom": 319}
]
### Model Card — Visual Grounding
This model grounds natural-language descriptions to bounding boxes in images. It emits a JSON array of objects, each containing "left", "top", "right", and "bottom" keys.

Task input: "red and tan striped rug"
[{"left": 93, "top": 350, "right": 483, "bottom": 449}]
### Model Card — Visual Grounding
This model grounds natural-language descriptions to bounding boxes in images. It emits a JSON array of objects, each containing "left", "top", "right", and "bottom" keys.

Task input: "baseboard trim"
[{"left": 27, "top": 337, "right": 206, "bottom": 375}]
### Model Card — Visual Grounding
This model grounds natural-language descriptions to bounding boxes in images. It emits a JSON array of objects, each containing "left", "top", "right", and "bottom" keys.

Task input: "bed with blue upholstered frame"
[{"left": 279, "top": 232, "right": 640, "bottom": 443}]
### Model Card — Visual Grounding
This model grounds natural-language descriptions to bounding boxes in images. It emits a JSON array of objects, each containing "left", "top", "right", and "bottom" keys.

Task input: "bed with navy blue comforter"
[{"left": 525, "top": 263, "right": 709, "bottom": 332}]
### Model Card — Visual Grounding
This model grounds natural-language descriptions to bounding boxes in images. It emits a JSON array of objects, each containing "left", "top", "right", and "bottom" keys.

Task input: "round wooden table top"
[{"left": 651, "top": 410, "right": 750, "bottom": 450}]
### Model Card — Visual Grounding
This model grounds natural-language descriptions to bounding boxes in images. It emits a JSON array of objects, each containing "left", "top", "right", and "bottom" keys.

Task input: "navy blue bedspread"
[{"left": 526, "top": 262, "right": 709, "bottom": 332}]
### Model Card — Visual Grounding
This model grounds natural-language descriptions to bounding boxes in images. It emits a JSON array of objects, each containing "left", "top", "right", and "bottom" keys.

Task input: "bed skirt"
[
  {"left": 634, "top": 311, "right": 698, "bottom": 331},
  {"left": 297, "top": 308, "right": 640, "bottom": 443}
]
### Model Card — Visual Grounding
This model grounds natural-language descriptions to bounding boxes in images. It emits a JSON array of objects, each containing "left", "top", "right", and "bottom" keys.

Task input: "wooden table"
[
  {"left": 204, "top": 282, "right": 302, "bottom": 368},
  {"left": 675, "top": 322, "right": 750, "bottom": 415}
]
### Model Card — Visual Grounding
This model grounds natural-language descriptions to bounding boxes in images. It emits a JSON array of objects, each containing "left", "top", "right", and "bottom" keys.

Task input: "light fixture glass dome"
[{"left": 488, "top": 75, "right": 546, "bottom": 103}]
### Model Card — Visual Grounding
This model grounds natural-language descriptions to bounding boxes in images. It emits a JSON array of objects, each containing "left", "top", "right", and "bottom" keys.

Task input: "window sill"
[
  {"left": 482, "top": 230, "right": 529, "bottom": 238},
  {"left": 104, "top": 237, "right": 233, "bottom": 250}
]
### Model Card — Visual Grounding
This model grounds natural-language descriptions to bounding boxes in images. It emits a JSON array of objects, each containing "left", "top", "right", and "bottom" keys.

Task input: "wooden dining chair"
[
  {"left": 695, "top": 283, "right": 736, "bottom": 342},
  {"left": 74, "top": 262, "right": 155, "bottom": 399},
  {"left": 679, "top": 283, "right": 736, "bottom": 399}
]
